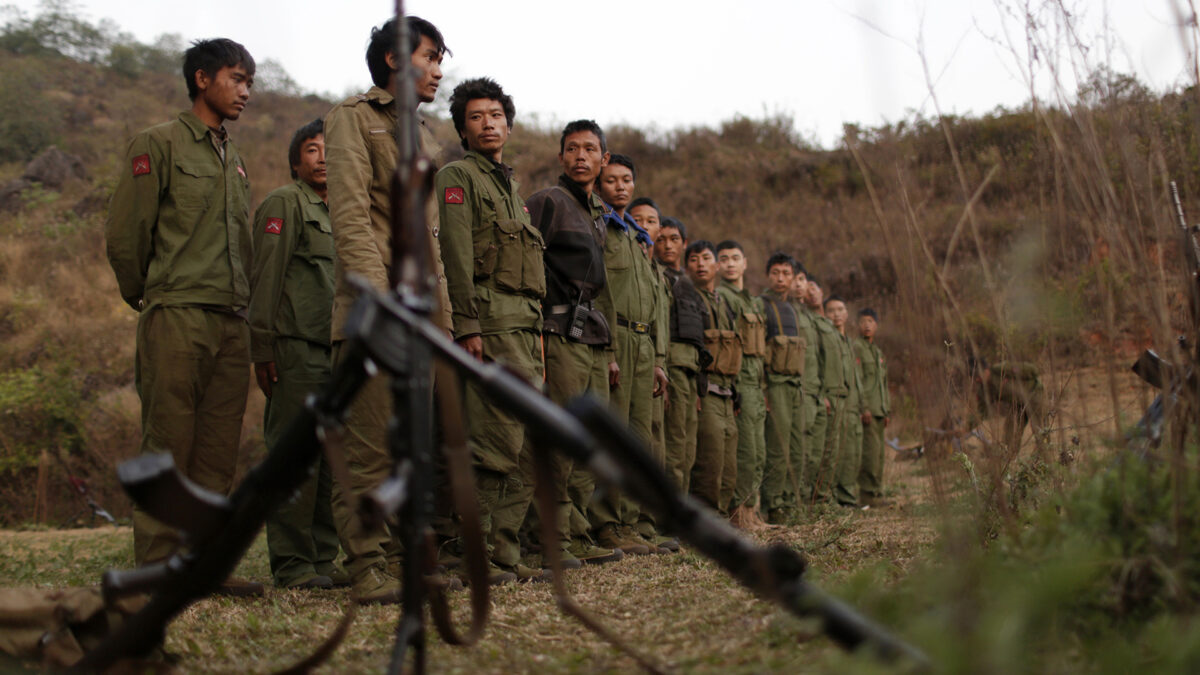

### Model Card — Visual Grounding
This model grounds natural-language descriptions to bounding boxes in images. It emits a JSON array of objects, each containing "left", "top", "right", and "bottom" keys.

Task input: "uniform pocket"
[
  {"left": 492, "top": 218, "right": 545, "bottom": 297},
  {"left": 739, "top": 312, "right": 767, "bottom": 357},
  {"left": 767, "top": 335, "right": 805, "bottom": 375},
  {"left": 173, "top": 159, "right": 217, "bottom": 210},
  {"left": 301, "top": 219, "right": 335, "bottom": 260},
  {"left": 704, "top": 328, "right": 743, "bottom": 376}
]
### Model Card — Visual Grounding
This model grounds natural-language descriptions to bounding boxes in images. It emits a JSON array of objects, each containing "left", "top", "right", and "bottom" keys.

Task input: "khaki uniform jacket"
[
  {"left": 718, "top": 280, "right": 765, "bottom": 392},
  {"left": 435, "top": 151, "right": 543, "bottom": 338},
  {"left": 601, "top": 213, "right": 666, "bottom": 368},
  {"left": 248, "top": 180, "right": 333, "bottom": 362},
  {"left": 325, "top": 86, "right": 452, "bottom": 341},
  {"left": 854, "top": 338, "right": 890, "bottom": 417},
  {"left": 652, "top": 260, "right": 673, "bottom": 367},
  {"left": 814, "top": 315, "right": 845, "bottom": 399},
  {"left": 105, "top": 111, "right": 252, "bottom": 312},
  {"left": 840, "top": 334, "right": 866, "bottom": 416}
]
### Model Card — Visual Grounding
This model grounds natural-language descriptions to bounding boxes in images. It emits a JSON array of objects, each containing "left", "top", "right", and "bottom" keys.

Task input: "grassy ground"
[{"left": 0, "top": 364, "right": 1148, "bottom": 673}]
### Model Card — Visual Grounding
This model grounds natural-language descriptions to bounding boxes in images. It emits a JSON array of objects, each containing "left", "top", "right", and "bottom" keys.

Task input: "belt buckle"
[{"left": 634, "top": 322, "right": 649, "bottom": 334}]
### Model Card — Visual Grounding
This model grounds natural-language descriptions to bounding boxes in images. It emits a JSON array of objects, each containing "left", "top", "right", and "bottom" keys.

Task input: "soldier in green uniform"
[
  {"left": 593, "top": 156, "right": 672, "bottom": 552},
  {"left": 249, "top": 119, "right": 345, "bottom": 590},
  {"left": 715, "top": 241, "right": 767, "bottom": 523},
  {"left": 826, "top": 296, "right": 865, "bottom": 506},
  {"left": 436, "top": 78, "right": 546, "bottom": 583},
  {"left": 759, "top": 254, "right": 807, "bottom": 523},
  {"left": 786, "top": 265, "right": 823, "bottom": 515},
  {"left": 325, "top": 16, "right": 451, "bottom": 604},
  {"left": 854, "top": 309, "right": 891, "bottom": 505},
  {"left": 803, "top": 280, "right": 846, "bottom": 504},
  {"left": 105, "top": 39, "right": 262, "bottom": 597},
  {"left": 687, "top": 240, "right": 741, "bottom": 515},
  {"left": 630, "top": 197, "right": 670, "bottom": 485},
  {"left": 655, "top": 218, "right": 707, "bottom": 497},
  {"left": 527, "top": 120, "right": 626, "bottom": 564}
]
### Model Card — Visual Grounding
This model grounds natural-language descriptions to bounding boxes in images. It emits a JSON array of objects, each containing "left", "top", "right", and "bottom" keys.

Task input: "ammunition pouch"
[
  {"left": 703, "top": 329, "right": 743, "bottom": 376},
  {"left": 474, "top": 217, "right": 546, "bottom": 298},
  {"left": 766, "top": 335, "right": 806, "bottom": 376},
  {"left": 738, "top": 312, "right": 767, "bottom": 357}
]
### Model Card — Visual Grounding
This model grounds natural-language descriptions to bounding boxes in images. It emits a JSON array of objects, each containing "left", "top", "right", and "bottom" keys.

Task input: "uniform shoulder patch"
[
  {"left": 132, "top": 154, "right": 151, "bottom": 177},
  {"left": 264, "top": 217, "right": 283, "bottom": 235},
  {"left": 444, "top": 187, "right": 464, "bottom": 204}
]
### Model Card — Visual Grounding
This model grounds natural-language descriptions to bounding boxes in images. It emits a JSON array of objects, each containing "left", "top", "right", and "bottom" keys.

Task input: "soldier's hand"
[
  {"left": 254, "top": 362, "right": 277, "bottom": 398},
  {"left": 824, "top": 398, "right": 832, "bottom": 414},
  {"left": 861, "top": 412, "right": 872, "bottom": 424},
  {"left": 652, "top": 366, "right": 668, "bottom": 398},
  {"left": 608, "top": 361, "right": 620, "bottom": 388},
  {"left": 460, "top": 335, "right": 484, "bottom": 361},
  {"left": 884, "top": 416, "right": 890, "bottom": 427}
]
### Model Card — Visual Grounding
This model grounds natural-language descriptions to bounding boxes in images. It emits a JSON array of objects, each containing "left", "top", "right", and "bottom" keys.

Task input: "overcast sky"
[{"left": 9, "top": 0, "right": 1194, "bottom": 147}]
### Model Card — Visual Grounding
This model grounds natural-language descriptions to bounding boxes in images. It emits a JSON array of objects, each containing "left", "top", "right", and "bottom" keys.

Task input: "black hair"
[
  {"left": 366, "top": 16, "right": 449, "bottom": 89},
  {"left": 716, "top": 239, "right": 744, "bottom": 255},
  {"left": 806, "top": 275, "right": 820, "bottom": 287},
  {"left": 858, "top": 308, "right": 879, "bottom": 321},
  {"left": 183, "top": 38, "right": 255, "bottom": 101},
  {"left": 766, "top": 251, "right": 795, "bottom": 274},
  {"left": 605, "top": 153, "right": 636, "bottom": 181},
  {"left": 560, "top": 120, "right": 607, "bottom": 154},
  {"left": 685, "top": 240, "right": 717, "bottom": 261},
  {"left": 629, "top": 197, "right": 660, "bottom": 218},
  {"left": 659, "top": 216, "right": 687, "bottom": 241},
  {"left": 287, "top": 118, "right": 324, "bottom": 179},
  {"left": 448, "top": 77, "right": 515, "bottom": 150},
  {"left": 793, "top": 261, "right": 809, "bottom": 277},
  {"left": 823, "top": 294, "right": 845, "bottom": 308}
]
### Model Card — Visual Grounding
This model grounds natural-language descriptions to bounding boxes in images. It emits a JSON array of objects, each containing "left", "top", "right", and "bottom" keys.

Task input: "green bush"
[{"left": 0, "top": 364, "right": 82, "bottom": 473}]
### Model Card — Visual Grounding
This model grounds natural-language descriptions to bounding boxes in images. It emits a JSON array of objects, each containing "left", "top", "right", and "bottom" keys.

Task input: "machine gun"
[{"left": 77, "top": 3, "right": 927, "bottom": 672}]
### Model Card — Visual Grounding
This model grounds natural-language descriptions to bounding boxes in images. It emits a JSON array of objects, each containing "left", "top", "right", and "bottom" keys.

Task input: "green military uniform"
[
  {"left": 436, "top": 151, "right": 544, "bottom": 570},
  {"left": 805, "top": 314, "right": 845, "bottom": 503},
  {"left": 717, "top": 280, "right": 766, "bottom": 513},
  {"left": 791, "top": 303, "right": 824, "bottom": 504},
  {"left": 759, "top": 289, "right": 807, "bottom": 520},
  {"left": 692, "top": 288, "right": 740, "bottom": 515},
  {"left": 589, "top": 209, "right": 667, "bottom": 539},
  {"left": 105, "top": 111, "right": 252, "bottom": 567},
  {"left": 833, "top": 334, "right": 866, "bottom": 505},
  {"left": 648, "top": 261, "right": 671, "bottom": 478},
  {"left": 325, "top": 87, "right": 450, "bottom": 586},
  {"left": 854, "top": 337, "right": 890, "bottom": 499},
  {"left": 248, "top": 179, "right": 340, "bottom": 587},
  {"left": 662, "top": 266, "right": 705, "bottom": 493}
]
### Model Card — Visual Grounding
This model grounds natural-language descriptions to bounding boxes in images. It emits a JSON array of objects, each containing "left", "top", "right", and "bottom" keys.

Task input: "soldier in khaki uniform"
[
  {"left": 826, "top": 296, "right": 865, "bottom": 506},
  {"left": 630, "top": 198, "right": 670, "bottom": 481},
  {"left": 687, "top": 240, "right": 740, "bottom": 515},
  {"left": 790, "top": 268, "right": 823, "bottom": 508},
  {"left": 802, "top": 280, "right": 845, "bottom": 504},
  {"left": 592, "top": 155, "right": 671, "bottom": 553},
  {"left": 715, "top": 241, "right": 767, "bottom": 522},
  {"left": 528, "top": 120, "right": 625, "bottom": 564},
  {"left": 436, "top": 78, "right": 545, "bottom": 583},
  {"left": 249, "top": 119, "right": 344, "bottom": 590},
  {"left": 855, "top": 308, "right": 890, "bottom": 504},
  {"left": 105, "top": 39, "right": 262, "bottom": 597},
  {"left": 759, "top": 254, "right": 807, "bottom": 523},
  {"left": 325, "top": 16, "right": 451, "bottom": 604}
]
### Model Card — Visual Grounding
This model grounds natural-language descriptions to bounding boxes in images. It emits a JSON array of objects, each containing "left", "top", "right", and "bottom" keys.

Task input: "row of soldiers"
[{"left": 102, "top": 15, "right": 893, "bottom": 605}]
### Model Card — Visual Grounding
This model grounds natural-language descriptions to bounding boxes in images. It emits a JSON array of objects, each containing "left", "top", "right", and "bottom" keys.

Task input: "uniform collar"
[
  {"left": 601, "top": 203, "right": 654, "bottom": 246},
  {"left": 464, "top": 150, "right": 513, "bottom": 179},
  {"left": 296, "top": 179, "right": 326, "bottom": 206},
  {"left": 762, "top": 288, "right": 787, "bottom": 301},
  {"left": 365, "top": 85, "right": 394, "bottom": 106},
  {"left": 719, "top": 278, "right": 749, "bottom": 297},
  {"left": 179, "top": 110, "right": 225, "bottom": 143}
]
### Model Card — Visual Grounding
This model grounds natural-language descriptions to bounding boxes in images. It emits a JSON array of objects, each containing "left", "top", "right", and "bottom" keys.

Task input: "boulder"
[{"left": 22, "top": 147, "right": 87, "bottom": 189}]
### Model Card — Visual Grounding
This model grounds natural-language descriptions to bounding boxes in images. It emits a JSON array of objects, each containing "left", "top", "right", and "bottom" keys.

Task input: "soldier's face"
[
  {"left": 196, "top": 64, "right": 252, "bottom": 122},
  {"left": 768, "top": 263, "right": 794, "bottom": 295},
  {"left": 859, "top": 315, "right": 877, "bottom": 338},
  {"left": 630, "top": 204, "right": 660, "bottom": 242},
  {"left": 410, "top": 36, "right": 444, "bottom": 103},
  {"left": 294, "top": 134, "right": 326, "bottom": 189},
  {"left": 807, "top": 282, "right": 823, "bottom": 308},
  {"left": 717, "top": 247, "right": 746, "bottom": 282},
  {"left": 827, "top": 300, "right": 847, "bottom": 328},
  {"left": 559, "top": 131, "right": 608, "bottom": 188},
  {"left": 792, "top": 273, "right": 808, "bottom": 301},
  {"left": 656, "top": 227, "right": 685, "bottom": 267},
  {"left": 687, "top": 249, "right": 718, "bottom": 287},
  {"left": 461, "top": 98, "right": 510, "bottom": 160},
  {"left": 597, "top": 163, "right": 634, "bottom": 211}
]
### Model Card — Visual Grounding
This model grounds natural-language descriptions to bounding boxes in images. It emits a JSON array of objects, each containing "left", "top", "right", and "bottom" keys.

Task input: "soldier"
[
  {"left": 686, "top": 240, "right": 740, "bottom": 515},
  {"left": 715, "top": 241, "right": 767, "bottom": 524},
  {"left": 435, "top": 78, "right": 547, "bottom": 583},
  {"left": 801, "top": 279, "right": 844, "bottom": 504},
  {"left": 854, "top": 309, "right": 891, "bottom": 505},
  {"left": 249, "top": 119, "right": 345, "bottom": 590},
  {"left": 592, "top": 156, "right": 672, "bottom": 552},
  {"left": 759, "top": 253, "right": 807, "bottom": 523},
  {"left": 324, "top": 16, "right": 450, "bottom": 604},
  {"left": 629, "top": 197, "right": 669, "bottom": 477},
  {"left": 654, "top": 218, "right": 707, "bottom": 497},
  {"left": 527, "top": 120, "right": 626, "bottom": 564},
  {"left": 826, "top": 296, "right": 865, "bottom": 507},
  {"left": 105, "top": 38, "right": 262, "bottom": 597},
  {"left": 789, "top": 269, "right": 824, "bottom": 510},
  {"left": 970, "top": 357, "right": 1045, "bottom": 460}
]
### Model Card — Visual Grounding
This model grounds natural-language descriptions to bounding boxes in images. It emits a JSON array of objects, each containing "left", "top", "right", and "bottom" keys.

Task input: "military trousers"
[
  {"left": 468, "top": 330, "right": 543, "bottom": 567},
  {"left": 809, "top": 394, "right": 848, "bottom": 503},
  {"left": 664, "top": 366, "right": 699, "bottom": 492},
  {"left": 589, "top": 326, "right": 656, "bottom": 533},
  {"left": 691, "top": 389, "right": 737, "bottom": 515},
  {"left": 133, "top": 306, "right": 250, "bottom": 566},
  {"left": 801, "top": 394, "right": 829, "bottom": 502},
  {"left": 858, "top": 415, "right": 886, "bottom": 498},
  {"left": 834, "top": 408, "right": 864, "bottom": 505},
  {"left": 761, "top": 379, "right": 804, "bottom": 512},
  {"left": 263, "top": 338, "right": 340, "bottom": 586},
  {"left": 732, "top": 374, "right": 767, "bottom": 511}
]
